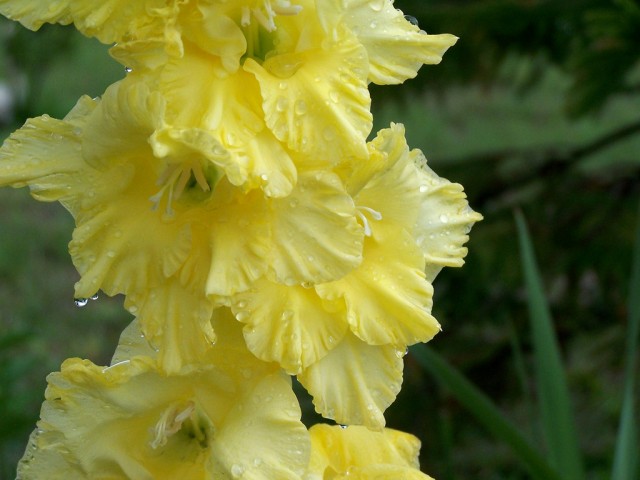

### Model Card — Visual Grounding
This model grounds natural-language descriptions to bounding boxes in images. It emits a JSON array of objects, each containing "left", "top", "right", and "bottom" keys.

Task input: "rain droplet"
[
  {"left": 74, "top": 298, "right": 89, "bottom": 307},
  {"left": 294, "top": 99, "right": 307, "bottom": 115},
  {"left": 339, "top": 424, "right": 348, "bottom": 429},
  {"left": 369, "top": 0, "right": 384, "bottom": 12},
  {"left": 276, "top": 97, "right": 288, "bottom": 112},
  {"left": 90, "top": 293, "right": 99, "bottom": 301},
  {"left": 124, "top": 66, "right": 133, "bottom": 73},
  {"left": 439, "top": 214, "right": 449, "bottom": 223},
  {"left": 419, "top": 185, "right": 428, "bottom": 193},
  {"left": 404, "top": 15, "right": 419, "bottom": 26},
  {"left": 230, "top": 464, "right": 245, "bottom": 478}
]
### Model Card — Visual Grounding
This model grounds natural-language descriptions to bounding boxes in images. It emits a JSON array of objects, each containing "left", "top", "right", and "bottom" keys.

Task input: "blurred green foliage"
[{"left": 1, "top": 1, "right": 639, "bottom": 479}]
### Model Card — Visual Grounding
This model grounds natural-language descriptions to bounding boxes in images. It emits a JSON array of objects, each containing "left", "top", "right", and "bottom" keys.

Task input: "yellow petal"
[
  {"left": 412, "top": 149, "right": 483, "bottom": 277},
  {"left": 317, "top": 226, "right": 439, "bottom": 347},
  {"left": 231, "top": 277, "right": 348, "bottom": 374},
  {"left": 244, "top": 27, "right": 371, "bottom": 163},
  {"left": 123, "top": 281, "right": 215, "bottom": 374},
  {"left": 318, "top": 0, "right": 458, "bottom": 85},
  {"left": 205, "top": 180, "right": 270, "bottom": 297},
  {"left": 298, "top": 332, "right": 403, "bottom": 430},
  {"left": 308, "top": 424, "right": 433, "bottom": 479},
  {"left": 0, "top": 0, "right": 70, "bottom": 31},
  {"left": 0, "top": 97, "right": 96, "bottom": 201},
  {"left": 267, "top": 170, "right": 364, "bottom": 285}
]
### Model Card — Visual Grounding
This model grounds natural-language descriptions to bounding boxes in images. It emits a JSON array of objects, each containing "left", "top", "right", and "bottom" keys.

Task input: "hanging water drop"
[
  {"left": 74, "top": 298, "right": 89, "bottom": 307},
  {"left": 404, "top": 15, "right": 419, "bottom": 26},
  {"left": 90, "top": 293, "right": 99, "bottom": 301}
]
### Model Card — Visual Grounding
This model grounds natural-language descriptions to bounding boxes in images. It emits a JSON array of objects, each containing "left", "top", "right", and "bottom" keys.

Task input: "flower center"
[
  {"left": 356, "top": 206, "right": 383, "bottom": 237},
  {"left": 149, "top": 159, "right": 218, "bottom": 217},
  {"left": 150, "top": 401, "right": 210, "bottom": 450},
  {"left": 241, "top": 0, "right": 302, "bottom": 62}
]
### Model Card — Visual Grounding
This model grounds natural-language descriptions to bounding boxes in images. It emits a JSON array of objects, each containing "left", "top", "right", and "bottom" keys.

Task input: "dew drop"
[
  {"left": 370, "top": 20, "right": 377, "bottom": 28},
  {"left": 124, "top": 66, "right": 133, "bottom": 73},
  {"left": 276, "top": 96, "right": 289, "bottom": 112},
  {"left": 322, "top": 126, "right": 336, "bottom": 141},
  {"left": 74, "top": 298, "right": 89, "bottom": 307},
  {"left": 237, "top": 300, "right": 247, "bottom": 309},
  {"left": 419, "top": 185, "right": 428, "bottom": 193},
  {"left": 90, "top": 293, "right": 99, "bottom": 301},
  {"left": 294, "top": 99, "right": 307, "bottom": 115},
  {"left": 339, "top": 424, "right": 348, "bottom": 429},
  {"left": 369, "top": 0, "right": 384, "bottom": 12},
  {"left": 230, "top": 464, "right": 245, "bottom": 478},
  {"left": 404, "top": 15, "right": 419, "bottom": 26}
]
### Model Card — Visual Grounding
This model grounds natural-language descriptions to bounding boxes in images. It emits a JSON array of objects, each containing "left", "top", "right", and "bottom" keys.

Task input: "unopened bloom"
[
  {"left": 17, "top": 310, "right": 309, "bottom": 479},
  {"left": 305, "top": 424, "right": 434, "bottom": 479}
]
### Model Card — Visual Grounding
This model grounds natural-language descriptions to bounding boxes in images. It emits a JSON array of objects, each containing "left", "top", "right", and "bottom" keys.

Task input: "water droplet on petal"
[
  {"left": 404, "top": 15, "right": 419, "bottom": 26},
  {"left": 124, "top": 66, "right": 132, "bottom": 73},
  {"left": 439, "top": 214, "right": 449, "bottom": 223},
  {"left": 74, "top": 298, "right": 89, "bottom": 307},
  {"left": 231, "top": 464, "right": 245, "bottom": 478},
  {"left": 419, "top": 185, "right": 428, "bottom": 193},
  {"left": 294, "top": 100, "right": 307, "bottom": 115},
  {"left": 369, "top": 0, "right": 384, "bottom": 12},
  {"left": 90, "top": 293, "right": 99, "bottom": 301},
  {"left": 276, "top": 96, "right": 289, "bottom": 112}
]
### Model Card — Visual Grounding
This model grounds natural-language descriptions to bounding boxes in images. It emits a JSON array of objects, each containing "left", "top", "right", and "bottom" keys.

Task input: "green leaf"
[
  {"left": 411, "top": 345, "right": 562, "bottom": 480},
  {"left": 514, "top": 209, "right": 585, "bottom": 479},
  {"left": 612, "top": 200, "right": 640, "bottom": 480}
]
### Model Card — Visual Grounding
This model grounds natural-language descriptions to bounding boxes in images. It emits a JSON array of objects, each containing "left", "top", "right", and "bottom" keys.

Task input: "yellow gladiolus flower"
[
  {"left": 0, "top": 77, "right": 364, "bottom": 371},
  {"left": 306, "top": 424, "right": 434, "bottom": 479},
  {"left": 231, "top": 124, "right": 481, "bottom": 428},
  {"left": 17, "top": 310, "right": 310, "bottom": 479}
]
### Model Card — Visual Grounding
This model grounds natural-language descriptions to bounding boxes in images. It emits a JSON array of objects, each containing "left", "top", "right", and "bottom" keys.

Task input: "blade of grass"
[
  {"left": 611, "top": 200, "right": 640, "bottom": 480},
  {"left": 411, "top": 344, "right": 562, "bottom": 480},
  {"left": 514, "top": 209, "right": 585, "bottom": 479}
]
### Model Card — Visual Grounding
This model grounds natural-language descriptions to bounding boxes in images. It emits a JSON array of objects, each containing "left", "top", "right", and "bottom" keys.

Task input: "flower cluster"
[{"left": 1, "top": 0, "right": 481, "bottom": 477}]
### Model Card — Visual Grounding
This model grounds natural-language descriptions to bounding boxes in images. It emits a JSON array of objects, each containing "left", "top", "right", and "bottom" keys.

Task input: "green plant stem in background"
[
  {"left": 515, "top": 209, "right": 585, "bottom": 480},
  {"left": 411, "top": 345, "right": 562, "bottom": 480},
  {"left": 611, "top": 200, "right": 640, "bottom": 480}
]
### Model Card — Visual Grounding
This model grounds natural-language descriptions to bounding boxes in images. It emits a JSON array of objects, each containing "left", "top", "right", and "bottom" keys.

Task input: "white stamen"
[
  {"left": 102, "top": 359, "right": 131, "bottom": 373},
  {"left": 252, "top": 7, "right": 276, "bottom": 31},
  {"left": 359, "top": 206, "right": 383, "bottom": 221},
  {"left": 241, "top": 6, "right": 251, "bottom": 26},
  {"left": 151, "top": 402, "right": 196, "bottom": 449},
  {"left": 356, "top": 206, "right": 383, "bottom": 237},
  {"left": 273, "top": 0, "right": 303, "bottom": 15}
]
